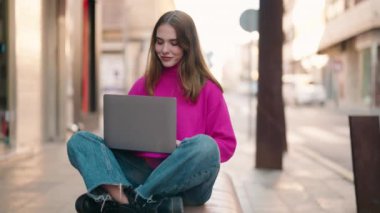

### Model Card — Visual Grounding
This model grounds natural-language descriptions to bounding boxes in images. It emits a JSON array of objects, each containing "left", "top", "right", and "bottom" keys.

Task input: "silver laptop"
[{"left": 103, "top": 94, "right": 176, "bottom": 153}]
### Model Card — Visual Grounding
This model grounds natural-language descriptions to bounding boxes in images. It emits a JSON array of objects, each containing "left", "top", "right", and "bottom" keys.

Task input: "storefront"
[
  {"left": 0, "top": 0, "right": 92, "bottom": 157},
  {"left": 317, "top": 0, "right": 380, "bottom": 109},
  {"left": 0, "top": 0, "right": 9, "bottom": 153}
]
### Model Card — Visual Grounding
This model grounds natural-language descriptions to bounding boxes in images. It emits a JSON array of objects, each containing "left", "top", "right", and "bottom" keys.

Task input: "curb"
[{"left": 293, "top": 145, "right": 354, "bottom": 182}]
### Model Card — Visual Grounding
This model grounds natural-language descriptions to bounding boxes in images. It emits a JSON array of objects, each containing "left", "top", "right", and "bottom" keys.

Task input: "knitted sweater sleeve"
[
  {"left": 205, "top": 83, "right": 237, "bottom": 162},
  {"left": 128, "top": 77, "right": 147, "bottom": 95}
]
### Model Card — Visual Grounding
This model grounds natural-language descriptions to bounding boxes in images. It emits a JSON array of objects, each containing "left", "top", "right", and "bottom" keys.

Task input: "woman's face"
[{"left": 155, "top": 24, "right": 184, "bottom": 68}]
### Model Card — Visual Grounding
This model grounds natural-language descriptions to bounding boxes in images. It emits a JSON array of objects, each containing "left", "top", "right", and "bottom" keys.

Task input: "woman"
[{"left": 67, "top": 10, "right": 236, "bottom": 213}]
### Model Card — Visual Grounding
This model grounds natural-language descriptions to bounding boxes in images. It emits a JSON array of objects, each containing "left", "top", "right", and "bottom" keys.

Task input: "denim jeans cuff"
[
  {"left": 86, "top": 188, "right": 112, "bottom": 203},
  {"left": 87, "top": 183, "right": 132, "bottom": 203},
  {"left": 133, "top": 187, "right": 162, "bottom": 209}
]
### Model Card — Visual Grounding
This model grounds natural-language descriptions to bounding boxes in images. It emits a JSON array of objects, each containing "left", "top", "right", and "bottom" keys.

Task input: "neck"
[{"left": 163, "top": 63, "right": 179, "bottom": 72}]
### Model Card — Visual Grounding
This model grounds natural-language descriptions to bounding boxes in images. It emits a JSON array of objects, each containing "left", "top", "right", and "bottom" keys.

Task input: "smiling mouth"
[{"left": 161, "top": 57, "right": 172, "bottom": 61}]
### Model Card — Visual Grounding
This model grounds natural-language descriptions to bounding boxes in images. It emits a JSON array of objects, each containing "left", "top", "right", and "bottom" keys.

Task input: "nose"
[{"left": 162, "top": 43, "right": 169, "bottom": 54}]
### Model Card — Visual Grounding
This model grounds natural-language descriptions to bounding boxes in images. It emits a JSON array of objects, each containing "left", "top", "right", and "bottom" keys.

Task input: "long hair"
[{"left": 145, "top": 10, "right": 223, "bottom": 102}]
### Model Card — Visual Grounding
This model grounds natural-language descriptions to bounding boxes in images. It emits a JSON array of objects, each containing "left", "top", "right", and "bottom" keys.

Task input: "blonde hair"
[{"left": 145, "top": 10, "right": 222, "bottom": 102}]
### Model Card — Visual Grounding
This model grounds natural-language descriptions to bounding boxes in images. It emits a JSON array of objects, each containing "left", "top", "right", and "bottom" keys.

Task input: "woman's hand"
[{"left": 176, "top": 140, "right": 181, "bottom": 147}]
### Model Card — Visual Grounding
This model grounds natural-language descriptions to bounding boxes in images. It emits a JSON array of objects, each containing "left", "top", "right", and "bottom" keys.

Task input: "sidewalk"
[
  {"left": 223, "top": 92, "right": 356, "bottom": 212},
  {"left": 222, "top": 133, "right": 356, "bottom": 213},
  {"left": 0, "top": 93, "right": 356, "bottom": 213}
]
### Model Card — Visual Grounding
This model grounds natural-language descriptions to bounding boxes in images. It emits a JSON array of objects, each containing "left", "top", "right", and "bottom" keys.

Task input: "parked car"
[{"left": 282, "top": 74, "right": 326, "bottom": 106}]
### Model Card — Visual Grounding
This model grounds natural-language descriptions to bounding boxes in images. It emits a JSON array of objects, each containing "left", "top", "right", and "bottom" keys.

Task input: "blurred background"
[
  {"left": 0, "top": 0, "right": 379, "bottom": 212},
  {"left": 2, "top": 0, "right": 379, "bottom": 169}
]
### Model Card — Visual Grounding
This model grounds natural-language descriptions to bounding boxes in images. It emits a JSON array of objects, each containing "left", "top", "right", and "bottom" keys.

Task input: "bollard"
[{"left": 349, "top": 116, "right": 380, "bottom": 213}]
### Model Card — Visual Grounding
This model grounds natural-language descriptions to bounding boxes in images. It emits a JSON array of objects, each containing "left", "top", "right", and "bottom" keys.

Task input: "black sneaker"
[
  {"left": 75, "top": 193, "right": 100, "bottom": 213},
  {"left": 102, "top": 203, "right": 138, "bottom": 213},
  {"left": 75, "top": 193, "right": 132, "bottom": 213},
  {"left": 157, "top": 196, "right": 184, "bottom": 213}
]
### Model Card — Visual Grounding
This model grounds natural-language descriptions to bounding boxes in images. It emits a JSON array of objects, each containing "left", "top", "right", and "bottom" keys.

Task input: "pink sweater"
[{"left": 128, "top": 65, "right": 236, "bottom": 163}]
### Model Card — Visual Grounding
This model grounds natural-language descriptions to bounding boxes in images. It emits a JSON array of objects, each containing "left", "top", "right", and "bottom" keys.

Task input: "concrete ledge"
[{"left": 185, "top": 172, "right": 242, "bottom": 213}]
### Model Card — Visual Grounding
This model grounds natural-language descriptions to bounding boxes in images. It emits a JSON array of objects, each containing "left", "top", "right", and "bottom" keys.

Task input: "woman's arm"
[{"left": 205, "top": 83, "right": 237, "bottom": 162}]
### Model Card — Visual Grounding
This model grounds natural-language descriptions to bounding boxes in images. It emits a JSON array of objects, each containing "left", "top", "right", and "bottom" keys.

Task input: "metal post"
[{"left": 248, "top": 40, "right": 253, "bottom": 139}]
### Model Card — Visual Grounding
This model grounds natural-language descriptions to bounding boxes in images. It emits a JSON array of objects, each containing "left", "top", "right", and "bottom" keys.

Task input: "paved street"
[
  {"left": 227, "top": 91, "right": 353, "bottom": 174},
  {"left": 223, "top": 90, "right": 356, "bottom": 212},
  {"left": 0, "top": 89, "right": 357, "bottom": 212},
  {"left": 285, "top": 105, "right": 352, "bottom": 171}
]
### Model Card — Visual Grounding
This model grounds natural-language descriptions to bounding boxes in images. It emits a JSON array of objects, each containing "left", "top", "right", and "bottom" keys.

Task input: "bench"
[{"left": 184, "top": 172, "right": 242, "bottom": 213}]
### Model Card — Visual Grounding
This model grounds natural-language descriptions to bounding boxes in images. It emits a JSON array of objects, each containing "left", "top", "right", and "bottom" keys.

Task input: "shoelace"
[
  {"left": 119, "top": 183, "right": 123, "bottom": 203},
  {"left": 100, "top": 184, "right": 123, "bottom": 212},
  {"left": 100, "top": 194, "right": 112, "bottom": 212}
]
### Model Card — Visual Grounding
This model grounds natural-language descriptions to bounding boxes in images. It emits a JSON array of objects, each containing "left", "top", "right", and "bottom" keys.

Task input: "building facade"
[
  {"left": 283, "top": 0, "right": 380, "bottom": 110},
  {"left": 319, "top": 0, "right": 380, "bottom": 109},
  {"left": 101, "top": 0, "right": 175, "bottom": 95},
  {"left": 0, "top": 0, "right": 175, "bottom": 158},
  {"left": 0, "top": 0, "right": 100, "bottom": 157}
]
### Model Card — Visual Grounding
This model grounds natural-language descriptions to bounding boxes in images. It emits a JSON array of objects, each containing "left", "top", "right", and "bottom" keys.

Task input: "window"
[
  {"left": 361, "top": 48, "right": 371, "bottom": 106},
  {"left": 375, "top": 45, "right": 380, "bottom": 107},
  {"left": 325, "top": 0, "right": 346, "bottom": 21},
  {"left": 355, "top": 0, "right": 366, "bottom": 4}
]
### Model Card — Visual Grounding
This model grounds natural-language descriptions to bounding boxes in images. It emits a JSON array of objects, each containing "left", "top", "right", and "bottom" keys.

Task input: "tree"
[{"left": 255, "top": 0, "right": 287, "bottom": 169}]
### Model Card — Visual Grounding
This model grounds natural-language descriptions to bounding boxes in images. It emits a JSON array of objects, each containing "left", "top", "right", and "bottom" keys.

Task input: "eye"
[
  {"left": 156, "top": 38, "right": 164, "bottom": 45},
  {"left": 170, "top": 40, "right": 179, "bottom": 46}
]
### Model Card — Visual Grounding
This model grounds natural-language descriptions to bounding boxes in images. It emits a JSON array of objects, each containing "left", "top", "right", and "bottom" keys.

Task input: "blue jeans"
[{"left": 67, "top": 131, "right": 220, "bottom": 209}]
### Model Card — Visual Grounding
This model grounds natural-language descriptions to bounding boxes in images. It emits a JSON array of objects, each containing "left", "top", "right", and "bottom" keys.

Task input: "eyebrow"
[{"left": 156, "top": 37, "right": 178, "bottom": 42}]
